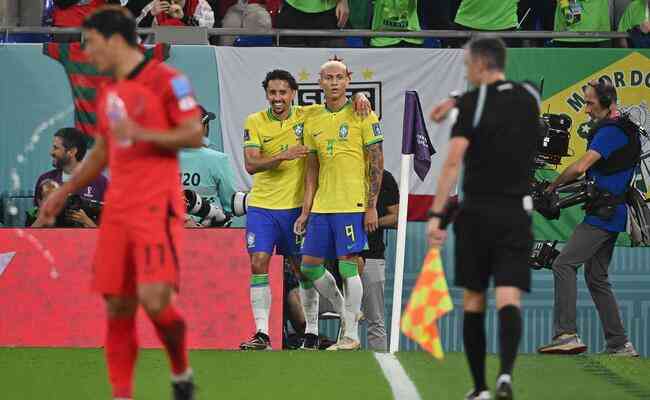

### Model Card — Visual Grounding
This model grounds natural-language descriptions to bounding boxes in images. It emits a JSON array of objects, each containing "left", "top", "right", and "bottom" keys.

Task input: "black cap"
[{"left": 199, "top": 105, "right": 216, "bottom": 124}]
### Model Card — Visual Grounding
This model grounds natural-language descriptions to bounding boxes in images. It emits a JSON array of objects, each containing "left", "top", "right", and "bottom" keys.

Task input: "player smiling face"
[
  {"left": 265, "top": 79, "right": 295, "bottom": 119},
  {"left": 319, "top": 62, "right": 350, "bottom": 103}
]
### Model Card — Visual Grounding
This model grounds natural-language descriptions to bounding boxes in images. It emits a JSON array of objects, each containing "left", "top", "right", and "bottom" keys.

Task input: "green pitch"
[{"left": 1, "top": 348, "right": 648, "bottom": 399}]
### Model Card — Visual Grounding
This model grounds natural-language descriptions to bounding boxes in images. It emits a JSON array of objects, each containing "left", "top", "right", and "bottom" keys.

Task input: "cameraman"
[
  {"left": 179, "top": 106, "right": 237, "bottom": 227},
  {"left": 537, "top": 80, "right": 639, "bottom": 357},
  {"left": 28, "top": 179, "right": 97, "bottom": 228}
]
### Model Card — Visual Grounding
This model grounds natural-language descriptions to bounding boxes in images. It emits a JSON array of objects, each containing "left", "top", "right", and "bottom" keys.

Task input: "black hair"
[
  {"left": 82, "top": 6, "right": 138, "bottom": 47},
  {"left": 262, "top": 70, "right": 299, "bottom": 92},
  {"left": 585, "top": 78, "right": 617, "bottom": 108},
  {"left": 54, "top": 128, "right": 88, "bottom": 161},
  {"left": 466, "top": 37, "right": 507, "bottom": 72}
]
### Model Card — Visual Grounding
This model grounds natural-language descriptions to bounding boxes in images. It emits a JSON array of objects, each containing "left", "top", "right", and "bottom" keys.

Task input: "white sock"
[
  {"left": 171, "top": 368, "right": 193, "bottom": 383},
  {"left": 343, "top": 275, "right": 363, "bottom": 342},
  {"left": 496, "top": 374, "right": 512, "bottom": 386},
  {"left": 312, "top": 270, "right": 345, "bottom": 317},
  {"left": 250, "top": 276, "right": 271, "bottom": 335},
  {"left": 299, "top": 284, "right": 320, "bottom": 336}
]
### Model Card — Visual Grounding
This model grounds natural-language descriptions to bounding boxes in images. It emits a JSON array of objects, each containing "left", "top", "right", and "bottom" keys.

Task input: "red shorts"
[{"left": 91, "top": 214, "right": 183, "bottom": 296}]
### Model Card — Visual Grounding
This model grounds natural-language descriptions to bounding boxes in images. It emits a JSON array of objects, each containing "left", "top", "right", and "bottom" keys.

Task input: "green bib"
[
  {"left": 554, "top": 0, "right": 611, "bottom": 42},
  {"left": 454, "top": 0, "right": 519, "bottom": 30},
  {"left": 618, "top": 0, "right": 649, "bottom": 32},
  {"left": 370, "top": 0, "right": 423, "bottom": 47},
  {"left": 286, "top": 0, "right": 337, "bottom": 14}
]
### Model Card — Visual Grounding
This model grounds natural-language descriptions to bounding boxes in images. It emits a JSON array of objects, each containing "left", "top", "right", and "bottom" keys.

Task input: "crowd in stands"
[{"left": 17, "top": 0, "right": 641, "bottom": 48}]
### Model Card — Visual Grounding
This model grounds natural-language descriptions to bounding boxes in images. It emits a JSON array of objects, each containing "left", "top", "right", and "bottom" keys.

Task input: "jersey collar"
[
  {"left": 266, "top": 106, "right": 293, "bottom": 122},
  {"left": 125, "top": 58, "right": 151, "bottom": 81},
  {"left": 325, "top": 99, "right": 351, "bottom": 113}
]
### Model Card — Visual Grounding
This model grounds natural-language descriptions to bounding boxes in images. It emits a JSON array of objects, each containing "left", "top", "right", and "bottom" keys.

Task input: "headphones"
[{"left": 587, "top": 79, "right": 616, "bottom": 108}]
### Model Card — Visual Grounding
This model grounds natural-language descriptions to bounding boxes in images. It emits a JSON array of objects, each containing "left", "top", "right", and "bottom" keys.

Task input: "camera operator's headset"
[{"left": 588, "top": 79, "right": 616, "bottom": 109}]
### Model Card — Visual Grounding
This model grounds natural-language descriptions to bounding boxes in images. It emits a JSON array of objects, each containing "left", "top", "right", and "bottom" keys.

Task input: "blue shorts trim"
[
  {"left": 246, "top": 206, "right": 302, "bottom": 256},
  {"left": 301, "top": 213, "right": 367, "bottom": 259}
]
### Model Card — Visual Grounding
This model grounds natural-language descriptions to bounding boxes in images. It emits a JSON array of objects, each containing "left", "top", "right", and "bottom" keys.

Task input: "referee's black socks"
[
  {"left": 463, "top": 311, "right": 487, "bottom": 392},
  {"left": 498, "top": 305, "right": 522, "bottom": 377}
]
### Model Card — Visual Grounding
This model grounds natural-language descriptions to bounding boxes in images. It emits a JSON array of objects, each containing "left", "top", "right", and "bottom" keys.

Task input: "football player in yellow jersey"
[
  {"left": 295, "top": 59, "right": 384, "bottom": 351},
  {"left": 240, "top": 69, "right": 371, "bottom": 350}
]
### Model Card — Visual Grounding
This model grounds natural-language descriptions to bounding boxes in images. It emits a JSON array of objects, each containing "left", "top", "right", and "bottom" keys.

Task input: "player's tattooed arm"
[
  {"left": 365, "top": 142, "right": 383, "bottom": 233},
  {"left": 367, "top": 142, "right": 384, "bottom": 208}
]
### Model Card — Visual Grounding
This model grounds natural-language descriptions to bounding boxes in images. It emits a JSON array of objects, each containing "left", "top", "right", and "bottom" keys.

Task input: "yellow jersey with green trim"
[
  {"left": 304, "top": 102, "right": 383, "bottom": 213},
  {"left": 243, "top": 106, "right": 319, "bottom": 209}
]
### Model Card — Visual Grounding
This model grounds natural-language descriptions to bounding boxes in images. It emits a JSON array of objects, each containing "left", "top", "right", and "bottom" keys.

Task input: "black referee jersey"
[{"left": 451, "top": 80, "right": 541, "bottom": 201}]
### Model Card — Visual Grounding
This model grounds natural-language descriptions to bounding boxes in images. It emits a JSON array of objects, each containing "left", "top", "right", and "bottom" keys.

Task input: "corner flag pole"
[
  {"left": 389, "top": 91, "right": 436, "bottom": 354},
  {"left": 389, "top": 154, "right": 412, "bottom": 353}
]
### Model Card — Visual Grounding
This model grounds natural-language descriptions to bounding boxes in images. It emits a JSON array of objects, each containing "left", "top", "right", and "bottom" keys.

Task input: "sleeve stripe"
[
  {"left": 473, "top": 84, "right": 487, "bottom": 129},
  {"left": 244, "top": 144, "right": 261, "bottom": 148},
  {"left": 365, "top": 138, "right": 384, "bottom": 147}
]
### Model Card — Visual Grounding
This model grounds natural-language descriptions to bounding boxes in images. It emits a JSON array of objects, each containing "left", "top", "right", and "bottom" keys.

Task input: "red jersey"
[
  {"left": 53, "top": 0, "right": 106, "bottom": 27},
  {"left": 96, "top": 60, "right": 200, "bottom": 221}
]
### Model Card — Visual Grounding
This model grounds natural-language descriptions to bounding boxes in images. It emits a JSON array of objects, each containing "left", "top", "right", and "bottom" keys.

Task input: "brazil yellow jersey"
[
  {"left": 304, "top": 101, "right": 383, "bottom": 213},
  {"left": 244, "top": 106, "right": 320, "bottom": 209}
]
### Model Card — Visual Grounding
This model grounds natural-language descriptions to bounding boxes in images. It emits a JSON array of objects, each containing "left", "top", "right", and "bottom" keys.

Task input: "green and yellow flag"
[{"left": 401, "top": 248, "right": 453, "bottom": 359}]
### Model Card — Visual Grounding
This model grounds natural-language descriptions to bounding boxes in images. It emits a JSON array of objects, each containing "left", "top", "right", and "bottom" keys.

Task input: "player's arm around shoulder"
[{"left": 363, "top": 112, "right": 384, "bottom": 232}]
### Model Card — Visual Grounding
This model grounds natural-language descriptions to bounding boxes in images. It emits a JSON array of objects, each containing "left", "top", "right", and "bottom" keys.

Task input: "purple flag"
[{"left": 402, "top": 91, "right": 436, "bottom": 181}]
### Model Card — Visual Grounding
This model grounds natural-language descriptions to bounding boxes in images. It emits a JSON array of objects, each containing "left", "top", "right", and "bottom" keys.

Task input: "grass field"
[{"left": 1, "top": 348, "right": 649, "bottom": 399}]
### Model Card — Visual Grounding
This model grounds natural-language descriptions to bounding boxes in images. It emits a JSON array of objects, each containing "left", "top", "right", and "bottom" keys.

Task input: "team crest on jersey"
[
  {"left": 293, "top": 123, "right": 304, "bottom": 138},
  {"left": 372, "top": 123, "right": 382, "bottom": 137},
  {"left": 244, "top": 129, "right": 250, "bottom": 141},
  {"left": 171, "top": 75, "right": 197, "bottom": 111},
  {"left": 339, "top": 123, "right": 349, "bottom": 139},
  {"left": 247, "top": 232, "right": 256, "bottom": 248}
]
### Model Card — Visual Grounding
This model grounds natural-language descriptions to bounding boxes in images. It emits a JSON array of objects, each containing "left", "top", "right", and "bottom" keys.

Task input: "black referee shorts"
[{"left": 453, "top": 200, "right": 533, "bottom": 292}]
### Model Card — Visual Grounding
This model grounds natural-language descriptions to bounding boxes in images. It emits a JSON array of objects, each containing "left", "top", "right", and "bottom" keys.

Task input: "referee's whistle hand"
[
  {"left": 430, "top": 99, "right": 456, "bottom": 123},
  {"left": 427, "top": 218, "right": 447, "bottom": 248}
]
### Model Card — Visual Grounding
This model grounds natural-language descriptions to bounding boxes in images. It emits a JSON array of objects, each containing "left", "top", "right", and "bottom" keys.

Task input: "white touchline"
[{"left": 374, "top": 352, "right": 422, "bottom": 400}]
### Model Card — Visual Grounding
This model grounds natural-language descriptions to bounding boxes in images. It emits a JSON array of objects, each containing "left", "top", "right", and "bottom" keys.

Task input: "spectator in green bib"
[
  {"left": 453, "top": 0, "right": 520, "bottom": 46},
  {"left": 275, "top": 0, "right": 349, "bottom": 47},
  {"left": 617, "top": 0, "right": 650, "bottom": 48},
  {"left": 553, "top": 0, "right": 612, "bottom": 47},
  {"left": 370, "top": 0, "right": 423, "bottom": 48}
]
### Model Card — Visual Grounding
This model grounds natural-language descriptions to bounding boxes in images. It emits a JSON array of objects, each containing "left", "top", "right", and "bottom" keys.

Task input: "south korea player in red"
[{"left": 40, "top": 6, "right": 203, "bottom": 400}]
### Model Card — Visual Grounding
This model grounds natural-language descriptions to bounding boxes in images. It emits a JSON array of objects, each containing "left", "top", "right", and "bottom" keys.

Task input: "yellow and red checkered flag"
[{"left": 400, "top": 248, "right": 453, "bottom": 359}]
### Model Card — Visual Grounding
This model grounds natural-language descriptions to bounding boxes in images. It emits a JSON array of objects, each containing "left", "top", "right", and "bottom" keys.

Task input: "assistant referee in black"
[{"left": 428, "top": 37, "right": 540, "bottom": 400}]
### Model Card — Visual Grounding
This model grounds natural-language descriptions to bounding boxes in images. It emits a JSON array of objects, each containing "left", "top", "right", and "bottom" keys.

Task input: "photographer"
[
  {"left": 179, "top": 106, "right": 237, "bottom": 227},
  {"left": 28, "top": 179, "right": 98, "bottom": 228},
  {"left": 34, "top": 127, "right": 107, "bottom": 207},
  {"left": 537, "top": 80, "right": 639, "bottom": 357}
]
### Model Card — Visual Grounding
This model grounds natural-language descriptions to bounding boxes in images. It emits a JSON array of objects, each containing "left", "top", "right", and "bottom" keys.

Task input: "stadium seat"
[
  {"left": 0, "top": 190, "right": 35, "bottom": 227},
  {"left": 345, "top": 36, "right": 365, "bottom": 48},
  {"left": 0, "top": 33, "right": 51, "bottom": 44},
  {"left": 233, "top": 36, "right": 274, "bottom": 47},
  {"left": 423, "top": 38, "right": 442, "bottom": 48}
]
